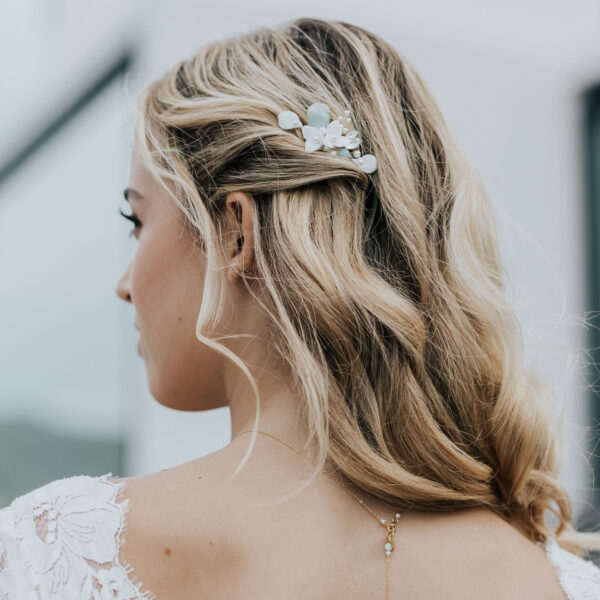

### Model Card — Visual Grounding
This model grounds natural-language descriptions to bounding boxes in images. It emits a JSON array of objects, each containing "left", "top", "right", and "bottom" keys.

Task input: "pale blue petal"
[{"left": 307, "top": 103, "right": 330, "bottom": 128}]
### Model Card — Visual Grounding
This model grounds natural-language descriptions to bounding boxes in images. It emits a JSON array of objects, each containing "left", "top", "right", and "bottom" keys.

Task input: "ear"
[{"left": 223, "top": 190, "right": 256, "bottom": 284}]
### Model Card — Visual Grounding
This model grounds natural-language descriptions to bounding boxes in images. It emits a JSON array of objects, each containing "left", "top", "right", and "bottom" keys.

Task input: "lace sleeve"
[
  {"left": 0, "top": 472, "right": 156, "bottom": 600},
  {"left": 544, "top": 534, "right": 600, "bottom": 600}
]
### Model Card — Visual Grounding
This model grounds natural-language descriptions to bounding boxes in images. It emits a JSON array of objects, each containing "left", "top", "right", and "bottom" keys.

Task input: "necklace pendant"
[{"left": 384, "top": 518, "right": 399, "bottom": 558}]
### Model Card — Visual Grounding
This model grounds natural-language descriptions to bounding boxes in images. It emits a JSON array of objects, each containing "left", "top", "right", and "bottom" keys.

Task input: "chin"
[
  {"left": 141, "top": 351, "right": 226, "bottom": 410},
  {"left": 144, "top": 376, "right": 221, "bottom": 412},
  {"left": 156, "top": 396, "right": 228, "bottom": 412}
]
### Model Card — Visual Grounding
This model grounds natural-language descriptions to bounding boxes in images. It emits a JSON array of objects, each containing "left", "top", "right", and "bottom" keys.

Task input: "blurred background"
[{"left": 1, "top": 0, "right": 600, "bottom": 534}]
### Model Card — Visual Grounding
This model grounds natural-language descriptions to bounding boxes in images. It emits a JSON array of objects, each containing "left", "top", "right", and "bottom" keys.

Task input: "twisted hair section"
[{"left": 132, "top": 17, "right": 600, "bottom": 556}]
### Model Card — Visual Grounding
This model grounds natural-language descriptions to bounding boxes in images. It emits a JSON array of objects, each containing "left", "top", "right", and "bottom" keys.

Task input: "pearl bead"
[
  {"left": 353, "top": 150, "right": 361, "bottom": 158},
  {"left": 385, "top": 542, "right": 392, "bottom": 551},
  {"left": 380, "top": 519, "right": 386, "bottom": 525},
  {"left": 344, "top": 109, "right": 351, "bottom": 115},
  {"left": 385, "top": 550, "right": 392, "bottom": 557},
  {"left": 395, "top": 513, "right": 401, "bottom": 519}
]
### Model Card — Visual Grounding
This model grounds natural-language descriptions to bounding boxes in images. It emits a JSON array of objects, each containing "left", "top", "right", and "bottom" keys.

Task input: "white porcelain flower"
[
  {"left": 301, "top": 124, "right": 327, "bottom": 152},
  {"left": 321, "top": 119, "right": 346, "bottom": 149},
  {"left": 277, "top": 103, "right": 377, "bottom": 173}
]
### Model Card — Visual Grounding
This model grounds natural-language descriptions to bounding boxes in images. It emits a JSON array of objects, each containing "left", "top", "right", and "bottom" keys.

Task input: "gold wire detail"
[{"left": 239, "top": 429, "right": 402, "bottom": 600}]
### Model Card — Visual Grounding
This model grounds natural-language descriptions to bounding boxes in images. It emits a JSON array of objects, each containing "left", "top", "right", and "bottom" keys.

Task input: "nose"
[{"left": 115, "top": 261, "right": 133, "bottom": 304}]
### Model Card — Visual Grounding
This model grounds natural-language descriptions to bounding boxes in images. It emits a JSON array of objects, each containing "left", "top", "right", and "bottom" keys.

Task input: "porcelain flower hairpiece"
[{"left": 277, "top": 102, "right": 377, "bottom": 174}]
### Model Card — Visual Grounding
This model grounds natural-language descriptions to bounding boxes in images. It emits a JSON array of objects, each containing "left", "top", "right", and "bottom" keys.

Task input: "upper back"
[
  {"left": 113, "top": 443, "right": 599, "bottom": 600},
  {"left": 1, "top": 448, "right": 599, "bottom": 599}
]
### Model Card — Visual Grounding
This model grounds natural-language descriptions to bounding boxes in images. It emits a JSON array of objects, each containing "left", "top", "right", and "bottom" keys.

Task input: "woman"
[{"left": 1, "top": 17, "right": 599, "bottom": 599}]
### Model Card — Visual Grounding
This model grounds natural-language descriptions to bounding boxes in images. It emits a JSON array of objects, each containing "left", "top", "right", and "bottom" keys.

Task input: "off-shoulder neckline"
[
  {"left": 96, "top": 471, "right": 598, "bottom": 600},
  {"left": 94, "top": 472, "right": 158, "bottom": 600}
]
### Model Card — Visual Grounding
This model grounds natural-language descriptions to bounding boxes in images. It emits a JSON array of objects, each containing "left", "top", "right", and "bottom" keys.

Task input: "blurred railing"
[{"left": 0, "top": 50, "right": 134, "bottom": 186}]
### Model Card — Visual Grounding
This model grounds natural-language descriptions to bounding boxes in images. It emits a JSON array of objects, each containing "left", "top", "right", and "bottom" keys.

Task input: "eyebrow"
[{"left": 123, "top": 187, "right": 144, "bottom": 203}]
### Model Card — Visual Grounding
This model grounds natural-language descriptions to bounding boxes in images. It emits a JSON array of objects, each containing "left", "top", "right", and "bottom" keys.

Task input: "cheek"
[
  {"left": 129, "top": 239, "right": 175, "bottom": 331},
  {"left": 131, "top": 237, "right": 216, "bottom": 407},
  {"left": 130, "top": 235, "right": 205, "bottom": 345},
  {"left": 129, "top": 244, "right": 156, "bottom": 308}
]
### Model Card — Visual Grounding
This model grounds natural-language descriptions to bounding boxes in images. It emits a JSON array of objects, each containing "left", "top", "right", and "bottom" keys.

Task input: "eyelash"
[{"left": 119, "top": 208, "right": 142, "bottom": 238}]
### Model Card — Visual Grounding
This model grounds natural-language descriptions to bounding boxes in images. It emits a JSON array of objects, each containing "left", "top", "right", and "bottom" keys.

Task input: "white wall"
[{"left": 0, "top": 80, "right": 131, "bottom": 439}]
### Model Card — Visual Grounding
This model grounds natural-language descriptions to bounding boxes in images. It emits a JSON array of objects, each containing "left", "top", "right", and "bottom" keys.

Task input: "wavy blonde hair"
[{"left": 131, "top": 17, "right": 600, "bottom": 556}]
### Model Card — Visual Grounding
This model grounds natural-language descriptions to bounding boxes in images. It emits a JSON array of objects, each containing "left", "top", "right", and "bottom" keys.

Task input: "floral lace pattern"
[
  {"left": 0, "top": 472, "right": 599, "bottom": 599},
  {"left": 544, "top": 534, "right": 600, "bottom": 600},
  {"left": 0, "top": 473, "right": 156, "bottom": 600}
]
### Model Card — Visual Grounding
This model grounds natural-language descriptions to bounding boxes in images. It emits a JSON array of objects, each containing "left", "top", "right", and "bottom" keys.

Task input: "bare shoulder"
[
  {"left": 111, "top": 452, "right": 239, "bottom": 598},
  {"left": 397, "top": 507, "right": 565, "bottom": 600},
  {"left": 108, "top": 452, "right": 567, "bottom": 600}
]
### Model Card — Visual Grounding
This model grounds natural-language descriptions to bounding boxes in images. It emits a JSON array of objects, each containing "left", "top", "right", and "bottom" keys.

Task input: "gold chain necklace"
[{"left": 239, "top": 429, "right": 402, "bottom": 600}]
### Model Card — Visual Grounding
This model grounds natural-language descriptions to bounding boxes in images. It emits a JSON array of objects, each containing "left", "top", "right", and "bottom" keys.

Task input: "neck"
[{"left": 226, "top": 373, "right": 312, "bottom": 452}]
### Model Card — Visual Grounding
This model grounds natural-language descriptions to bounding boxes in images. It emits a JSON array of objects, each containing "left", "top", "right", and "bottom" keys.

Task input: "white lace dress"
[{"left": 0, "top": 473, "right": 599, "bottom": 599}]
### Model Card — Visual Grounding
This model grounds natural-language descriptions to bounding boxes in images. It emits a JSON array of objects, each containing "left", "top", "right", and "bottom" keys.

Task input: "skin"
[
  {"left": 113, "top": 146, "right": 567, "bottom": 599},
  {"left": 116, "top": 145, "right": 311, "bottom": 450}
]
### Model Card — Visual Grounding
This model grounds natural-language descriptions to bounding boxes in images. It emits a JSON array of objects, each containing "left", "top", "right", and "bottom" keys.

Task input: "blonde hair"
[{"left": 132, "top": 17, "right": 600, "bottom": 556}]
